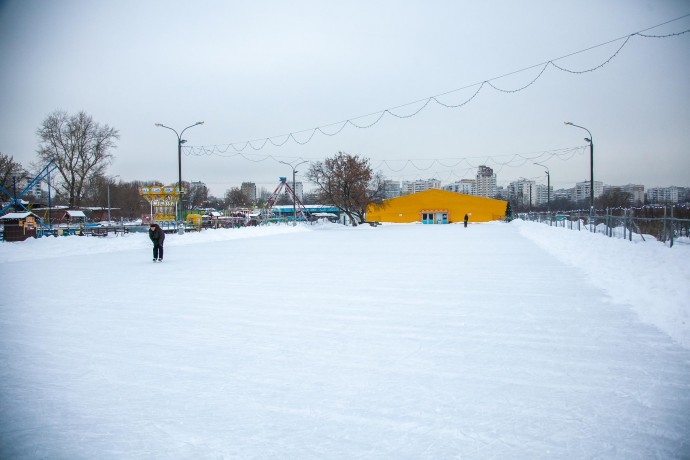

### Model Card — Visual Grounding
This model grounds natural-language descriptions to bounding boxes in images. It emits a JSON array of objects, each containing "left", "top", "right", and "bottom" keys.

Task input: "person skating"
[
  {"left": 148, "top": 223, "right": 165, "bottom": 262},
  {"left": 463, "top": 213, "right": 469, "bottom": 228}
]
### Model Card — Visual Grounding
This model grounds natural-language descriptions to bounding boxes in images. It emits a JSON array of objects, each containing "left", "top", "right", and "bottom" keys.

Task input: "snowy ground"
[{"left": 1, "top": 221, "right": 689, "bottom": 459}]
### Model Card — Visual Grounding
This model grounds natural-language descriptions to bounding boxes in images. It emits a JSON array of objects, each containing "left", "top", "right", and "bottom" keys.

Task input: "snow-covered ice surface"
[{"left": 1, "top": 221, "right": 689, "bottom": 459}]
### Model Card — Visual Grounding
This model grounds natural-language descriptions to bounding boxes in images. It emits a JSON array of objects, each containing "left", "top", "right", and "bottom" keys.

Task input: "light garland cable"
[
  {"left": 369, "top": 145, "right": 586, "bottom": 173},
  {"left": 373, "top": 147, "right": 586, "bottom": 185},
  {"left": 184, "top": 16, "right": 689, "bottom": 155},
  {"left": 186, "top": 144, "right": 586, "bottom": 175}
]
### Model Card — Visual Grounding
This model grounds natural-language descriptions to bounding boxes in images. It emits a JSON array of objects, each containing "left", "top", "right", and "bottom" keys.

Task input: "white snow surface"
[
  {"left": 1, "top": 221, "right": 689, "bottom": 459},
  {"left": 514, "top": 220, "right": 690, "bottom": 350}
]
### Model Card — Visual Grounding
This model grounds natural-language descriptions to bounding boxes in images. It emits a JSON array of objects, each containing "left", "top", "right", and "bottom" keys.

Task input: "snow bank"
[
  {"left": 513, "top": 219, "right": 690, "bottom": 349},
  {"left": 0, "top": 224, "right": 311, "bottom": 263}
]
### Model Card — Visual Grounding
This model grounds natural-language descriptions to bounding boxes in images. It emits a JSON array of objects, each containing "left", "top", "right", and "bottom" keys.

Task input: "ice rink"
[{"left": 1, "top": 221, "right": 689, "bottom": 458}]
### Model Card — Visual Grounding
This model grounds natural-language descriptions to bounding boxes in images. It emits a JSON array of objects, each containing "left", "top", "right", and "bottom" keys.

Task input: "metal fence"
[{"left": 518, "top": 207, "right": 690, "bottom": 247}]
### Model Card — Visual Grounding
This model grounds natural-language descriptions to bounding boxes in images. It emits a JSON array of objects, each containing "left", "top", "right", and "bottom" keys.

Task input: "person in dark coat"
[
  {"left": 463, "top": 213, "right": 469, "bottom": 228},
  {"left": 148, "top": 223, "right": 165, "bottom": 262}
]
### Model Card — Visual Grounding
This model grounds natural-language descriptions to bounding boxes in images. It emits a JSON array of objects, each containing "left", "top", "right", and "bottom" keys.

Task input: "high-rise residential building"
[
  {"left": 258, "top": 187, "right": 270, "bottom": 201},
  {"left": 507, "top": 179, "right": 537, "bottom": 207},
  {"left": 533, "top": 184, "right": 552, "bottom": 207},
  {"left": 495, "top": 186, "right": 508, "bottom": 201},
  {"left": 553, "top": 188, "right": 572, "bottom": 201},
  {"left": 476, "top": 165, "right": 497, "bottom": 198},
  {"left": 574, "top": 180, "right": 603, "bottom": 203},
  {"left": 622, "top": 184, "right": 645, "bottom": 204},
  {"left": 241, "top": 182, "right": 257, "bottom": 202},
  {"left": 442, "top": 179, "right": 476, "bottom": 195},
  {"left": 401, "top": 179, "right": 441, "bottom": 195},
  {"left": 283, "top": 181, "right": 304, "bottom": 201},
  {"left": 604, "top": 184, "right": 645, "bottom": 205},
  {"left": 383, "top": 180, "right": 402, "bottom": 199},
  {"left": 190, "top": 180, "right": 206, "bottom": 190},
  {"left": 646, "top": 186, "right": 679, "bottom": 203}
]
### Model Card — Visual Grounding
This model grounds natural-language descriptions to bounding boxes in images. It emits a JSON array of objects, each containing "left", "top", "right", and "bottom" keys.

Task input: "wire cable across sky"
[{"left": 184, "top": 14, "right": 690, "bottom": 157}]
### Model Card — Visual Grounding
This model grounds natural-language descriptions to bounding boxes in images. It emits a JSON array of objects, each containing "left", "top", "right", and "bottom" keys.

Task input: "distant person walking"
[
  {"left": 463, "top": 213, "right": 469, "bottom": 228},
  {"left": 149, "top": 223, "right": 165, "bottom": 262}
]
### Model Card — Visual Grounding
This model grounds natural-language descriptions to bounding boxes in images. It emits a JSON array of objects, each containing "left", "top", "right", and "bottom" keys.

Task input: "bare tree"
[
  {"left": 80, "top": 173, "right": 108, "bottom": 206},
  {"left": 596, "top": 189, "right": 633, "bottom": 209},
  {"left": 306, "top": 151, "right": 385, "bottom": 225},
  {"left": 36, "top": 110, "right": 119, "bottom": 207},
  {"left": 186, "top": 181, "right": 210, "bottom": 210},
  {"left": 301, "top": 190, "right": 320, "bottom": 205},
  {"left": 0, "top": 153, "right": 28, "bottom": 198},
  {"left": 225, "top": 187, "right": 251, "bottom": 209},
  {"left": 276, "top": 192, "right": 292, "bottom": 206},
  {"left": 205, "top": 195, "right": 225, "bottom": 211}
]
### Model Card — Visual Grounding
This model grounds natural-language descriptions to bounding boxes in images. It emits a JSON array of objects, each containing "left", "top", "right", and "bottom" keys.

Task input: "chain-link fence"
[{"left": 518, "top": 206, "right": 690, "bottom": 247}]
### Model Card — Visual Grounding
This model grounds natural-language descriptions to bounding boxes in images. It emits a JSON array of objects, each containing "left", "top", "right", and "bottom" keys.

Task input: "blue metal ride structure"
[{"left": 0, "top": 160, "right": 58, "bottom": 228}]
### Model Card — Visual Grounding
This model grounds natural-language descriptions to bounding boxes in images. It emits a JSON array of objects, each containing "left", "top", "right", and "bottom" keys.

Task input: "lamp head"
[
  {"left": 155, "top": 123, "right": 163, "bottom": 127},
  {"left": 584, "top": 137, "right": 591, "bottom": 143},
  {"left": 564, "top": 121, "right": 573, "bottom": 126},
  {"left": 196, "top": 121, "right": 204, "bottom": 126}
]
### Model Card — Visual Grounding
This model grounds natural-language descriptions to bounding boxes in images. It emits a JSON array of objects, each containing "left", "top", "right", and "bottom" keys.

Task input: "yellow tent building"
[{"left": 366, "top": 189, "right": 507, "bottom": 224}]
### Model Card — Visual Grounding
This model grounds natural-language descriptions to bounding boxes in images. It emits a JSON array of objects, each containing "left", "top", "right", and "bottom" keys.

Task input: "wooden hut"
[{"left": 1, "top": 212, "right": 38, "bottom": 241}]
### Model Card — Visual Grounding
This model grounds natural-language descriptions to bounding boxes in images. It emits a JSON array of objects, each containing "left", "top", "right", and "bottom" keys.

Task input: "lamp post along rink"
[{"left": 154, "top": 121, "right": 204, "bottom": 234}]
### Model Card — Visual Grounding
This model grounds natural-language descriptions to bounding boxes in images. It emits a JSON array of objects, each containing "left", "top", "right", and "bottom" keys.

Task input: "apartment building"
[
  {"left": 442, "top": 179, "right": 476, "bottom": 195},
  {"left": 476, "top": 165, "right": 497, "bottom": 198},
  {"left": 401, "top": 179, "right": 441, "bottom": 195}
]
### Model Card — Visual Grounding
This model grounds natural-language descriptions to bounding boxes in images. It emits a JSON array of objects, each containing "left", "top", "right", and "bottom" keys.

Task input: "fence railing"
[{"left": 519, "top": 208, "right": 690, "bottom": 247}]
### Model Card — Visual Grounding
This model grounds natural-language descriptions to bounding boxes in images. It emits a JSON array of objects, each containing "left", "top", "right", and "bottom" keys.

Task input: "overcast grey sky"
[{"left": 1, "top": 0, "right": 688, "bottom": 196}]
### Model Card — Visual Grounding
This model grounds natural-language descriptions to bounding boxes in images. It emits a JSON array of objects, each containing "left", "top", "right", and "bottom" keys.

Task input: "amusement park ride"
[
  {"left": 138, "top": 185, "right": 181, "bottom": 224},
  {"left": 138, "top": 177, "right": 311, "bottom": 227},
  {"left": 0, "top": 160, "right": 57, "bottom": 222},
  {"left": 262, "top": 177, "right": 310, "bottom": 223}
]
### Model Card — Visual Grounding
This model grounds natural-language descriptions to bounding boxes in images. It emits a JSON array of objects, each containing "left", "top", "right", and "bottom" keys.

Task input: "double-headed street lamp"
[
  {"left": 279, "top": 159, "right": 308, "bottom": 226},
  {"left": 533, "top": 162, "right": 550, "bottom": 214},
  {"left": 564, "top": 121, "right": 594, "bottom": 222},
  {"left": 155, "top": 121, "right": 204, "bottom": 234}
]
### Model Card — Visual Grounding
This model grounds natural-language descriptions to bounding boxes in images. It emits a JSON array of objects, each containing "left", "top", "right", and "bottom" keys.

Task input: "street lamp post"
[
  {"left": 533, "top": 162, "right": 550, "bottom": 217},
  {"left": 564, "top": 121, "right": 594, "bottom": 229},
  {"left": 279, "top": 160, "right": 308, "bottom": 226},
  {"left": 107, "top": 174, "right": 120, "bottom": 225},
  {"left": 155, "top": 121, "right": 204, "bottom": 234}
]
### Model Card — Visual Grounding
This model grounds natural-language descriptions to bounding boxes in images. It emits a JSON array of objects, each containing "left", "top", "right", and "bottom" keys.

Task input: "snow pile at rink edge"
[
  {"left": 512, "top": 219, "right": 690, "bottom": 350},
  {"left": 0, "top": 224, "right": 312, "bottom": 262}
]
